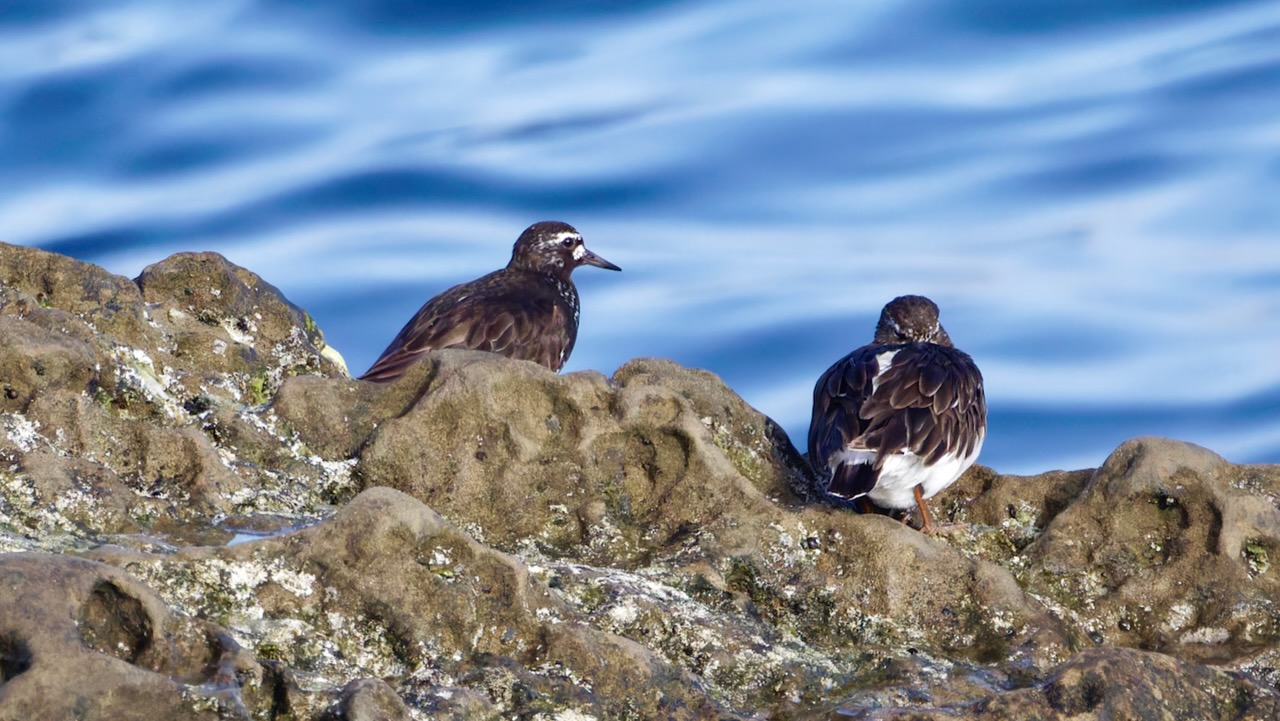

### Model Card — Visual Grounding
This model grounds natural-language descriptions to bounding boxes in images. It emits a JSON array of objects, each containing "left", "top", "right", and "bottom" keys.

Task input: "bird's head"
[
  {"left": 509, "top": 221, "right": 621, "bottom": 279},
  {"left": 873, "top": 295, "right": 953, "bottom": 346}
]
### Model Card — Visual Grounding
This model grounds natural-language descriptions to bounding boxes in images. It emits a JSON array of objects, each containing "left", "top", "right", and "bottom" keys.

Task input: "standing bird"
[
  {"left": 359, "top": 221, "right": 620, "bottom": 382},
  {"left": 807, "top": 295, "right": 986, "bottom": 534}
]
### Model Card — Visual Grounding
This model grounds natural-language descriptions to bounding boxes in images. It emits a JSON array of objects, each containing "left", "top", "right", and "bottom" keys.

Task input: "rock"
[
  {"left": 270, "top": 373, "right": 405, "bottom": 461},
  {"left": 0, "top": 243, "right": 357, "bottom": 553},
  {"left": 320, "top": 679, "right": 413, "bottom": 721},
  {"left": 3, "top": 242, "right": 1280, "bottom": 720},
  {"left": 822, "top": 646, "right": 1280, "bottom": 720},
  {"left": 0, "top": 314, "right": 104, "bottom": 413},
  {"left": 1019, "top": 437, "right": 1280, "bottom": 665},
  {"left": 347, "top": 352, "right": 1070, "bottom": 677},
  {"left": 135, "top": 251, "right": 347, "bottom": 391},
  {"left": 85, "top": 487, "right": 731, "bottom": 720},
  {"left": 0, "top": 553, "right": 266, "bottom": 721},
  {"left": 0, "top": 243, "right": 154, "bottom": 347}
]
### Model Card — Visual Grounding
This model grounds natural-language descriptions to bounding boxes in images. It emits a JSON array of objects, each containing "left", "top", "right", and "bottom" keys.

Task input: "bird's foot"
[{"left": 912, "top": 485, "right": 968, "bottom": 535}]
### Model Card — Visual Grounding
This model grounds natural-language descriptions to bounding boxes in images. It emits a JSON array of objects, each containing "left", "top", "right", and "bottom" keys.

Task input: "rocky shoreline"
[{"left": 2, "top": 242, "right": 1279, "bottom": 719}]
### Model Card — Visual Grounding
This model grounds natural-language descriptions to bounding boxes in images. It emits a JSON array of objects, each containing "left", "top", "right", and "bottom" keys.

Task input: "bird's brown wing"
[
  {"left": 808, "top": 345, "right": 881, "bottom": 497},
  {"left": 852, "top": 344, "right": 986, "bottom": 465},
  {"left": 359, "top": 280, "right": 573, "bottom": 382},
  {"left": 808, "top": 343, "right": 986, "bottom": 498},
  {"left": 459, "top": 299, "right": 574, "bottom": 370}
]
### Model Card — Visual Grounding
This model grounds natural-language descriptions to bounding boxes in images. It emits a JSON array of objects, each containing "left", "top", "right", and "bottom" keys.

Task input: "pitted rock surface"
[{"left": 2, "top": 241, "right": 1280, "bottom": 719}]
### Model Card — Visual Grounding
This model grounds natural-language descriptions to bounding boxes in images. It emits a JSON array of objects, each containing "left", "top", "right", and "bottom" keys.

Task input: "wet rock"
[
  {"left": 3, "top": 242, "right": 1280, "bottom": 719},
  {"left": 824, "top": 646, "right": 1280, "bottom": 720},
  {"left": 319, "top": 679, "right": 413, "bottom": 721},
  {"left": 0, "top": 244, "right": 356, "bottom": 553},
  {"left": 0, "top": 553, "right": 266, "bottom": 720},
  {"left": 86, "top": 487, "right": 732, "bottom": 720}
]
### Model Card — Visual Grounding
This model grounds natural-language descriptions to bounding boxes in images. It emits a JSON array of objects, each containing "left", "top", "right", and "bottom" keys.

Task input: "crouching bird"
[
  {"left": 807, "top": 295, "right": 986, "bottom": 534},
  {"left": 360, "top": 221, "right": 620, "bottom": 382}
]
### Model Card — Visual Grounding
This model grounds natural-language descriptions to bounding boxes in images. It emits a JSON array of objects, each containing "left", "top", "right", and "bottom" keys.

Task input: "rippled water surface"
[{"left": 4, "top": 0, "right": 1279, "bottom": 473}]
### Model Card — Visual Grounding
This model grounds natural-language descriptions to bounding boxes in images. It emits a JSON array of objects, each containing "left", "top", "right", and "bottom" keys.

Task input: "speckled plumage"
[
  {"left": 359, "top": 221, "right": 619, "bottom": 382},
  {"left": 807, "top": 295, "right": 986, "bottom": 533}
]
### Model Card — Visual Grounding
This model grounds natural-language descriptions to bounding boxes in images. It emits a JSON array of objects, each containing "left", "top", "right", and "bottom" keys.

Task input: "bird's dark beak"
[{"left": 580, "top": 247, "right": 621, "bottom": 271}]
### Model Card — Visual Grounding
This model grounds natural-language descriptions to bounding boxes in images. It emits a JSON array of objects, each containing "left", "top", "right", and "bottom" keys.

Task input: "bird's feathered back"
[
  {"left": 358, "top": 268, "right": 578, "bottom": 381},
  {"left": 807, "top": 295, "right": 986, "bottom": 500},
  {"left": 359, "top": 221, "right": 618, "bottom": 382}
]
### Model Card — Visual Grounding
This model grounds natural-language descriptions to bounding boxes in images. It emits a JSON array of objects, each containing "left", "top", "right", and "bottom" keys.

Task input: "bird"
[
  {"left": 807, "top": 295, "right": 986, "bottom": 534},
  {"left": 359, "top": 221, "right": 620, "bottom": 382}
]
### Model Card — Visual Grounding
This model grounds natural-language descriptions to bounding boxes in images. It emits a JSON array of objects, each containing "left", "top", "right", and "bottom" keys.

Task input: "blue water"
[{"left": 3, "top": 0, "right": 1279, "bottom": 474}]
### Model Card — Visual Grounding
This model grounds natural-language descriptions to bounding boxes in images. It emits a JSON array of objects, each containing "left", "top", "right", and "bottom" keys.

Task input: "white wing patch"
[
  {"left": 831, "top": 448, "right": 876, "bottom": 472},
  {"left": 870, "top": 349, "right": 899, "bottom": 394}
]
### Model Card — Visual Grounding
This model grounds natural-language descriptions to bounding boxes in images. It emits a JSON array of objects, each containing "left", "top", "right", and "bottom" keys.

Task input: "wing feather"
[
  {"left": 359, "top": 271, "right": 576, "bottom": 381},
  {"left": 807, "top": 346, "right": 881, "bottom": 496},
  {"left": 808, "top": 342, "right": 986, "bottom": 494}
]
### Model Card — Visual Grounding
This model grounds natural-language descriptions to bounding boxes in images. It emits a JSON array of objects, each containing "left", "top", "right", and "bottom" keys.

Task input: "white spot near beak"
[{"left": 572, "top": 243, "right": 586, "bottom": 261}]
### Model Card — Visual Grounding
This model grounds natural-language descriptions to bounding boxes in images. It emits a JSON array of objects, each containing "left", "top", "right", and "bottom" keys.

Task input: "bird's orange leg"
[
  {"left": 914, "top": 485, "right": 968, "bottom": 535},
  {"left": 914, "top": 485, "right": 936, "bottom": 533}
]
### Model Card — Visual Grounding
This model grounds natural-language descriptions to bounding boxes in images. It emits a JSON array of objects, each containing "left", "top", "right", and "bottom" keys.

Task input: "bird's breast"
[{"left": 552, "top": 279, "right": 581, "bottom": 324}]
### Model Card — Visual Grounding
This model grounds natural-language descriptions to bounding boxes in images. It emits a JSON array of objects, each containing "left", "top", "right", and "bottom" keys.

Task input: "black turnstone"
[
  {"left": 359, "top": 221, "right": 620, "bottom": 382},
  {"left": 807, "top": 295, "right": 986, "bottom": 534}
]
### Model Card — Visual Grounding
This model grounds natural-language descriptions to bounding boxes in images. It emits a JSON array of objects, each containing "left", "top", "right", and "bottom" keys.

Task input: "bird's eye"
[{"left": 561, "top": 237, "right": 575, "bottom": 248}]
